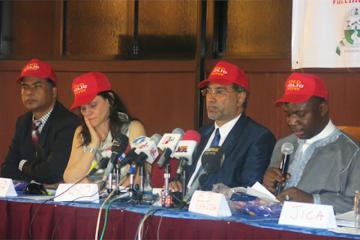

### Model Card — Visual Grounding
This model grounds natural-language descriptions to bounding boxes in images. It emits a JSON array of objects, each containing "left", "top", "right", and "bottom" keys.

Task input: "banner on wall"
[{"left": 292, "top": 0, "right": 360, "bottom": 69}]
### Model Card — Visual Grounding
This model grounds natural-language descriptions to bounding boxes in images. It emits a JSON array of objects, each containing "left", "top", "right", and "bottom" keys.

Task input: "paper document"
[
  {"left": 336, "top": 210, "right": 358, "bottom": 228},
  {"left": 247, "top": 182, "right": 279, "bottom": 202}
]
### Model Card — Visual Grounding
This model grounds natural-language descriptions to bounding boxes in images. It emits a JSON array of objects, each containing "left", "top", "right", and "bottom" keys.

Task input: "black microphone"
[
  {"left": 275, "top": 142, "right": 294, "bottom": 195},
  {"left": 184, "top": 147, "right": 225, "bottom": 202},
  {"left": 118, "top": 148, "right": 138, "bottom": 168},
  {"left": 199, "top": 147, "right": 225, "bottom": 186},
  {"left": 100, "top": 133, "right": 129, "bottom": 188},
  {"left": 201, "top": 147, "right": 225, "bottom": 173}
]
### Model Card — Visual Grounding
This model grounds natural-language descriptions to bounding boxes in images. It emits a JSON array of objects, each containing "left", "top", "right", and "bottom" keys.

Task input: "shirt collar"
[
  {"left": 214, "top": 113, "right": 242, "bottom": 145},
  {"left": 32, "top": 106, "right": 54, "bottom": 133},
  {"left": 298, "top": 119, "right": 336, "bottom": 145}
]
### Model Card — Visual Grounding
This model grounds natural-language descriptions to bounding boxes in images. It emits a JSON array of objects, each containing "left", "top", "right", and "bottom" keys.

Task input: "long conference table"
[{"left": 0, "top": 195, "right": 358, "bottom": 239}]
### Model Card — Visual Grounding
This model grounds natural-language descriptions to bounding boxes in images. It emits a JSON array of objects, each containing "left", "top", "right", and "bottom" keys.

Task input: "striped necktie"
[{"left": 31, "top": 120, "right": 42, "bottom": 144}]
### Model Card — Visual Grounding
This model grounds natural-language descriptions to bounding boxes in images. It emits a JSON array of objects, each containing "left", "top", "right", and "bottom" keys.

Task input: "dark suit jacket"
[
  {"left": 1, "top": 101, "right": 79, "bottom": 184},
  {"left": 188, "top": 114, "right": 276, "bottom": 190}
]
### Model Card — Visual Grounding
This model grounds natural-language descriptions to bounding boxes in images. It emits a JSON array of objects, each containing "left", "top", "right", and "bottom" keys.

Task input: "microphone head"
[
  {"left": 173, "top": 130, "right": 201, "bottom": 165},
  {"left": 111, "top": 134, "right": 129, "bottom": 155},
  {"left": 157, "top": 131, "right": 182, "bottom": 152},
  {"left": 182, "top": 130, "right": 201, "bottom": 144},
  {"left": 150, "top": 133, "right": 162, "bottom": 145},
  {"left": 98, "top": 157, "right": 110, "bottom": 169},
  {"left": 201, "top": 147, "right": 225, "bottom": 173},
  {"left": 131, "top": 135, "right": 161, "bottom": 164},
  {"left": 281, "top": 142, "right": 294, "bottom": 155},
  {"left": 172, "top": 128, "right": 184, "bottom": 136}
]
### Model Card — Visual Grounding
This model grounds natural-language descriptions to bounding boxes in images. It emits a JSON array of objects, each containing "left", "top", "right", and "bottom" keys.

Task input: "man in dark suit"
[
  {"left": 0, "top": 59, "right": 79, "bottom": 184},
  {"left": 183, "top": 61, "right": 276, "bottom": 199}
]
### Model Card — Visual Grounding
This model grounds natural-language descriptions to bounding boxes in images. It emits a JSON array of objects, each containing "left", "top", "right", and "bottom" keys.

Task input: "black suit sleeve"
[
  {"left": 21, "top": 119, "right": 78, "bottom": 184},
  {"left": 0, "top": 118, "right": 30, "bottom": 181},
  {"left": 236, "top": 130, "right": 276, "bottom": 187}
]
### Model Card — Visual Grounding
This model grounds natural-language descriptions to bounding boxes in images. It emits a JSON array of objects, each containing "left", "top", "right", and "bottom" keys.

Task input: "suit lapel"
[{"left": 220, "top": 114, "right": 248, "bottom": 158}]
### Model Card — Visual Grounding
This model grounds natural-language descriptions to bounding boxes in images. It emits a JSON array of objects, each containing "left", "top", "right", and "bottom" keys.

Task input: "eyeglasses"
[{"left": 201, "top": 88, "right": 235, "bottom": 97}]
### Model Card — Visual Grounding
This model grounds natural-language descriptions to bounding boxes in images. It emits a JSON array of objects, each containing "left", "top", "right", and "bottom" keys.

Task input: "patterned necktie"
[
  {"left": 210, "top": 128, "right": 221, "bottom": 147},
  {"left": 31, "top": 120, "right": 42, "bottom": 144}
]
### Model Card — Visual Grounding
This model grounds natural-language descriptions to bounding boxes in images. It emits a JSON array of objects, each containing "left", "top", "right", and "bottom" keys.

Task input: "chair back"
[{"left": 337, "top": 126, "right": 360, "bottom": 142}]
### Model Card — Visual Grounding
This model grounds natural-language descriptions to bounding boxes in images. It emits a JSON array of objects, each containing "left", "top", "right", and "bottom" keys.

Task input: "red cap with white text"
[
  {"left": 276, "top": 72, "right": 328, "bottom": 106},
  {"left": 18, "top": 58, "right": 57, "bottom": 84},
  {"left": 198, "top": 60, "right": 249, "bottom": 91},
  {"left": 70, "top": 72, "right": 111, "bottom": 110}
]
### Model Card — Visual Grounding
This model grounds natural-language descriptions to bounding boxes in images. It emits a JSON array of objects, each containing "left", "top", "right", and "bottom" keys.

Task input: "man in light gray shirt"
[{"left": 263, "top": 72, "right": 360, "bottom": 213}]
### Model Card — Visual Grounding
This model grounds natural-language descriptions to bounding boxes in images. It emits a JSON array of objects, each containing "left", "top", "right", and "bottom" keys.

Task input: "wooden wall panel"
[{"left": 0, "top": 60, "right": 197, "bottom": 164}]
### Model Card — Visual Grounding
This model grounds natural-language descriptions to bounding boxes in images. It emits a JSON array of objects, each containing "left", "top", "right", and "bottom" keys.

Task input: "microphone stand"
[
  {"left": 137, "top": 159, "right": 144, "bottom": 195},
  {"left": 181, "top": 170, "right": 186, "bottom": 198},
  {"left": 114, "top": 162, "right": 121, "bottom": 195},
  {"left": 107, "top": 171, "right": 113, "bottom": 194},
  {"left": 162, "top": 162, "right": 172, "bottom": 207},
  {"left": 128, "top": 164, "right": 135, "bottom": 199}
]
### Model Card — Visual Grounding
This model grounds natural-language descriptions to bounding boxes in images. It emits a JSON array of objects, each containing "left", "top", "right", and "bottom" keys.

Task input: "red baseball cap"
[
  {"left": 18, "top": 58, "right": 57, "bottom": 84},
  {"left": 276, "top": 73, "right": 328, "bottom": 106},
  {"left": 198, "top": 61, "right": 249, "bottom": 91},
  {"left": 70, "top": 72, "right": 112, "bottom": 110}
]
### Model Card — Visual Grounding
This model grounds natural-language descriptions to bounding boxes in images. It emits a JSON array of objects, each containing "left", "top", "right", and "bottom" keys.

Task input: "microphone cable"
[
  {"left": 28, "top": 171, "right": 98, "bottom": 239},
  {"left": 134, "top": 207, "right": 163, "bottom": 240},
  {"left": 95, "top": 187, "right": 116, "bottom": 240},
  {"left": 50, "top": 189, "right": 101, "bottom": 239},
  {"left": 99, "top": 192, "right": 131, "bottom": 240}
]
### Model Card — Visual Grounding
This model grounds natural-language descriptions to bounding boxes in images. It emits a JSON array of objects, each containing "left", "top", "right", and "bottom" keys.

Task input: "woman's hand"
[{"left": 84, "top": 116, "right": 100, "bottom": 148}]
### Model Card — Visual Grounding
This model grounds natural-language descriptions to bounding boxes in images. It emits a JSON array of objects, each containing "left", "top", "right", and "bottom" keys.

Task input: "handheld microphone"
[
  {"left": 173, "top": 130, "right": 201, "bottom": 176},
  {"left": 275, "top": 142, "right": 294, "bottom": 195},
  {"left": 100, "top": 133, "right": 129, "bottom": 187},
  {"left": 157, "top": 128, "right": 184, "bottom": 168}
]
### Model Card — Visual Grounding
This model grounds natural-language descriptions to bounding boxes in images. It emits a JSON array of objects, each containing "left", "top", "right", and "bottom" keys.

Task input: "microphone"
[
  {"left": 173, "top": 130, "right": 201, "bottom": 176},
  {"left": 100, "top": 133, "right": 129, "bottom": 186},
  {"left": 118, "top": 133, "right": 162, "bottom": 167},
  {"left": 184, "top": 147, "right": 225, "bottom": 202},
  {"left": 275, "top": 142, "right": 294, "bottom": 195},
  {"left": 133, "top": 133, "right": 162, "bottom": 165},
  {"left": 201, "top": 147, "right": 225, "bottom": 174},
  {"left": 88, "top": 157, "right": 110, "bottom": 176},
  {"left": 157, "top": 128, "right": 184, "bottom": 168}
]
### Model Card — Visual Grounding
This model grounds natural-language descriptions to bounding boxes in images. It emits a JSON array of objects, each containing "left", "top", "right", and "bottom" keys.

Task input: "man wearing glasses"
[{"left": 184, "top": 60, "right": 276, "bottom": 200}]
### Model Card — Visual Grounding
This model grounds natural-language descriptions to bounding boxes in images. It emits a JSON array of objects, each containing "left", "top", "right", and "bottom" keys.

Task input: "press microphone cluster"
[{"left": 275, "top": 142, "right": 294, "bottom": 195}]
